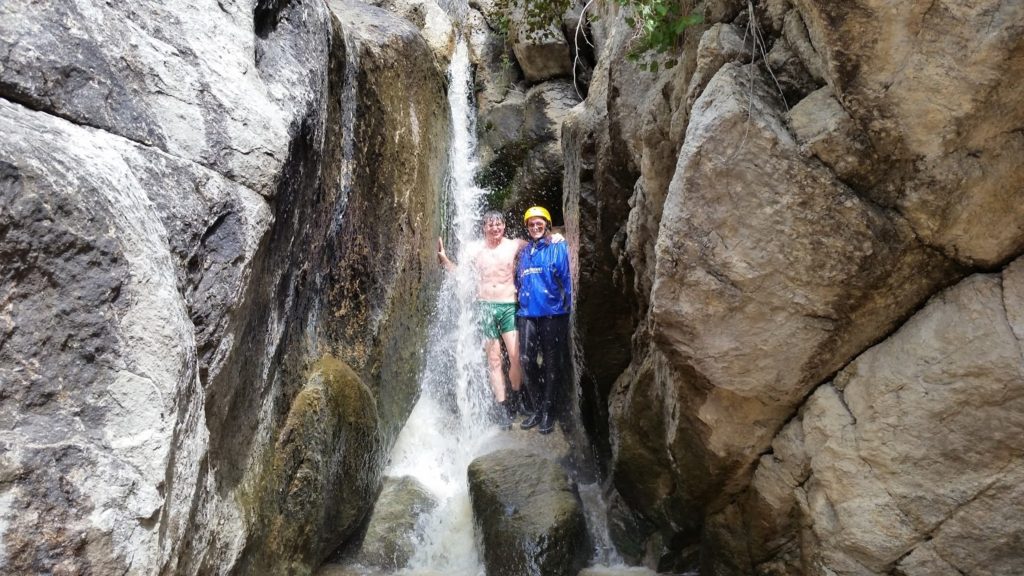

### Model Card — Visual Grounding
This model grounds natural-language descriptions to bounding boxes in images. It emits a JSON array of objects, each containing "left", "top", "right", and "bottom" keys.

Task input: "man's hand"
[
  {"left": 438, "top": 237, "right": 454, "bottom": 271},
  {"left": 551, "top": 232, "right": 565, "bottom": 244}
]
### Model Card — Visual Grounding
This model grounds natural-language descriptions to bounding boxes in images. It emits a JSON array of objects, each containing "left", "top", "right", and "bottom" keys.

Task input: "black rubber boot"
[
  {"left": 496, "top": 401, "right": 513, "bottom": 430},
  {"left": 520, "top": 411, "right": 541, "bottom": 430},
  {"left": 538, "top": 411, "right": 555, "bottom": 434},
  {"left": 507, "top": 391, "right": 520, "bottom": 421}
]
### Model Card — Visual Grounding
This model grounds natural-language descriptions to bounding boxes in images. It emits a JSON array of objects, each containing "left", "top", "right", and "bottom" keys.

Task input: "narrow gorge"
[{"left": 1, "top": 0, "right": 1021, "bottom": 575}]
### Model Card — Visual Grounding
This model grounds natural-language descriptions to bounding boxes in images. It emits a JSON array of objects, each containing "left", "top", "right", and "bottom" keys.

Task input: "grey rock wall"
[
  {"left": 560, "top": 0, "right": 1024, "bottom": 573},
  {"left": 0, "top": 0, "right": 328, "bottom": 197},
  {"left": 0, "top": 0, "right": 448, "bottom": 574},
  {"left": 0, "top": 97, "right": 272, "bottom": 576},
  {"left": 470, "top": 0, "right": 585, "bottom": 224}
]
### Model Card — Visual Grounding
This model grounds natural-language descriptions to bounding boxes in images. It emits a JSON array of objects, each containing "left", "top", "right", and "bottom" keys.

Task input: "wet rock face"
[
  {"left": 351, "top": 475, "right": 438, "bottom": 570},
  {"left": 0, "top": 0, "right": 447, "bottom": 573},
  {"left": 793, "top": 0, "right": 1024, "bottom": 266},
  {"left": 468, "top": 448, "right": 589, "bottom": 576},
  {"left": 469, "top": 0, "right": 586, "bottom": 225},
  {"left": 479, "top": 80, "right": 581, "bottom": 221},
  {"left": 238, "top": 357, "right": 383, "bottom": 573},
  {"left": 320, "top": 0, "right": 448, "bottom": 447},
  {"left": 560, "top": 0, "right": 1024, "bottom": 573},
  {"left": 0, "top": 0, "right": 330, "bottom": 197},
  {"left": 0, "top": 98, "right": 272, "bottom": 575}
]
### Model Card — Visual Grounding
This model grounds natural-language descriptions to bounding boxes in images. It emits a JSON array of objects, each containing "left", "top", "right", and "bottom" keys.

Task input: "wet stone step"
[{"left": 467, "top": 447, "right": 590, "bottom": 576}]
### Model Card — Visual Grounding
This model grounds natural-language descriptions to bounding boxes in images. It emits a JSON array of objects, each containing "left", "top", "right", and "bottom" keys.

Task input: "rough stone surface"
[
  {"left": 319, "top": 0, "right": 448, "bottom": 448},
  {"left": 468, "top": 448, "right": 589, "bottom": 576},
  {"left": 378, "top": 0, "right": 456, "bottom": 67},
  {"left": 793, "top": 0, "right": 1024, "bottom": 266},
  {"left": 478, "top": 80, "right": 580, "bottom": 223},
  {"left": 510, "top": 12, "right": 573, "bottom": 83},
  {"left": 559, "top": 3, "right": 1024, "bottom": 574},
  {"left": 763, "top": 34, "right": 821, "bottom": 105},
  {"left": 788, "top": 85, "right": 878, "bottom": 190},
  {"left": 0, "top": 0, "right": 448, "bottom": 573},
  {"left": 728, "top": 266, "right": 1024, "bottom": 575},
  {"left": 780, "top": 8, "right": 827, "bottom": 84},
  {"left": 0, "top": 97, "right": 271, "bottom": 576},
  {"left": 468, "top": 5, "right": 523, "bottom": 115},
  {"left": 0, "top": 0, "right": 330, "bottom": 197},
  {"left": 683, "top": 23, "right": 749, "bottom": 113},
  {"left": 641, "top": 60, "right": 956, "bottom": 520},
  {"left": 562, "top": 57, "right": 637, "bottom": 470},
  {"left": 353, "top": 475, "right": 438, "bottom": 570},
  {"left": 238, "top": 357, "right": 382, "bottom": 574}
]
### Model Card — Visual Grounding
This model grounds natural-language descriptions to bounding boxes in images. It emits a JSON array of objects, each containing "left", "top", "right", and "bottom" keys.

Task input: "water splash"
[
  {"left": 384, "top": 38, "right": 494, "bottom": 576},
  {"left": 379, "top": 35, "right": 631, "bottom": 576}
]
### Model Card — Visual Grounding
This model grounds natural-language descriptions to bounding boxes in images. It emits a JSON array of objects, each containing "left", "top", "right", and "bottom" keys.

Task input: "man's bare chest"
[{"left": 475, "top": 242, "right": 517, "bottom": 272}]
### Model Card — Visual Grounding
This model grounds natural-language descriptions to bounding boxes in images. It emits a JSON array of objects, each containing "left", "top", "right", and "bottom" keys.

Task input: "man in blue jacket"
[{"left": 516, "top": 206, "right": 572, "bottom": 434}]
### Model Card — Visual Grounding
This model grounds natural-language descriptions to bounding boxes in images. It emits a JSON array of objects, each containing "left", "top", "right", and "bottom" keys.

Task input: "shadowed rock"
[
  {"left": 468, "top": 448, "right": 589, "bottom": 576},
  {"left": 353, "top": 475, "right": 438, "bottom": 570}
]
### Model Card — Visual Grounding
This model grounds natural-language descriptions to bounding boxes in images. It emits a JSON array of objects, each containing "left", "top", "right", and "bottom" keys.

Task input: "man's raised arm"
[{"left": 437, "top": 237, "right": 456, "bottom": 272}]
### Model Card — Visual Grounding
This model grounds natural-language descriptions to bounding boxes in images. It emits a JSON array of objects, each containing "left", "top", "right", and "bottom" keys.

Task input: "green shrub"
[
  {"left": 493, "top": 0, "right": 702, "bottom": 73},
  {"left": 618, "top": 0, "right": 703, "bottom": 68}
]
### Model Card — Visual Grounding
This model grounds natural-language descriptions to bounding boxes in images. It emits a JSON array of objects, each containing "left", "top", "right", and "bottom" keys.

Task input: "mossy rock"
[
  {"left": 354, "top": 475, "right": 438, "bottom": 570},
  {"left": 238, "top": 355, "right": 383, "bottom": 574},
  {"left": 468, "top": 448, "right": 588, "bottom": 576}
]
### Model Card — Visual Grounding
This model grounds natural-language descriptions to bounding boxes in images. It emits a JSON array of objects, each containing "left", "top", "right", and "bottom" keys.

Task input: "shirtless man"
[{"left": 436, "top": 210, "right": 540, "bottom": 428}]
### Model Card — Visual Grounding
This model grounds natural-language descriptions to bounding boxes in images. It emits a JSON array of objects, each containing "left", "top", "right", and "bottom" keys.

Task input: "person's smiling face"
[
  {"left": 483, "top": 217, "right": 505, "bottom": 241},
  {"left": 526, "top": 217, "right": 547, "bottom": 240}
]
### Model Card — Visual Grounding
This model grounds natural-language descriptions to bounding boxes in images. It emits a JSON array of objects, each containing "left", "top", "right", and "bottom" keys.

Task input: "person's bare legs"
[
  {"left": 501, "top": 329, "right": 521, "bottom": 392},
  {"left": 484, "top": 338, "right": 506, "bottom": 402}
]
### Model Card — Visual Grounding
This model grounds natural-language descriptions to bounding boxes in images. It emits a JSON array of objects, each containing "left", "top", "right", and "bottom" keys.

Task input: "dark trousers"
[{"left": 517, "top": 315, "right": 570, "bottom": 415}]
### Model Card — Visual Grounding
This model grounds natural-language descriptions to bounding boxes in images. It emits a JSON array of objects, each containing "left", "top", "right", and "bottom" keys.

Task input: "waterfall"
[
  {"left": 383, "top": 37, "right": 494, "bottom": 576},
  {"left": 349, "top": 32, "right": 642, "bottom": 576}
]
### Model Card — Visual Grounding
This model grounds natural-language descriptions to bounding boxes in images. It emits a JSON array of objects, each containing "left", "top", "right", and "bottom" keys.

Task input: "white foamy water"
[
  {"left": 384, "top": 38, "right": 493, "bottom": 576},
  {"left": 374, "top": 35, "right": 633, "bottom": 576}
]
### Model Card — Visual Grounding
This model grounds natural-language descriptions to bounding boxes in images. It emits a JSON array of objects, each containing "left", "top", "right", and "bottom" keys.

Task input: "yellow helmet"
[{"left": 523, "top": 206, "right": 551, "bottom": 224}]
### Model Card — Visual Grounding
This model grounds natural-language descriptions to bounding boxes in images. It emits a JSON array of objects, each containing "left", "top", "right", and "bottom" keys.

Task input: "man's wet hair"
[{"left": 481, "top": 210, "right": 505, "bottom": 225}]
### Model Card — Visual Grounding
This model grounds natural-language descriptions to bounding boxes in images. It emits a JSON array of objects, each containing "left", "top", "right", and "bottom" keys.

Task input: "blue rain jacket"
[{"left": 516, "top": 237, "right": 572, "bottom": 317}]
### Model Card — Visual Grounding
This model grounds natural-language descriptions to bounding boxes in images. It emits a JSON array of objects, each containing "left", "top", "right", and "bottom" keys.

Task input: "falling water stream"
[
  {"left": 334, "top": 30, "right": 647, "bottom": 576},
  {"left": 385, "top": 36, "right": 493, "bottom": 576}
]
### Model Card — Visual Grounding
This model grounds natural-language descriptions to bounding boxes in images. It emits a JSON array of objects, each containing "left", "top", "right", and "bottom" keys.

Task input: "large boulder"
[
  {"left": 353, "top": 475, "right": 438, "bottom": 570},
  {"left": 237, "top": 357, "right": 382, "bottom": 574},
  {"left": 567, "top": 3, "right": 1023, "bottom": 571},
  {"left": 614, "top": 57, "right": 958, "bottom": 541},
  {"left": 467, "top": 448, "right": 589, "bottom": 576},
  {"left": 792, "top": 0, "right": 1024, "bottom": 266},
  {"left": 725, "top": 261, "right": 1024, "bottom": 575},
  {"left": 0, "top": 98, "right": 271, "bottom": 576},
  {"left": 508, "top": 5, "right": 573, "bottom": 84}
]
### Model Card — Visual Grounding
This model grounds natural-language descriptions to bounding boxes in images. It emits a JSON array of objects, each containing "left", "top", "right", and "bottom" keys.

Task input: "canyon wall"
[
  {"left": 562, "top": 0, "right": 1024, "bottom": 573},
  {"left": 3, "top": 0, "right": 1022, "bottom": 574},
  {"left": 0, "top": 0, "right": 449, "bottom": 574}
]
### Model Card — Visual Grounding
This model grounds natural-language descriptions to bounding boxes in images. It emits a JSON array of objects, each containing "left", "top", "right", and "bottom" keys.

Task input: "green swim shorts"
[{"left": 478, "top": 301, "right": 517, "bottom": 339}]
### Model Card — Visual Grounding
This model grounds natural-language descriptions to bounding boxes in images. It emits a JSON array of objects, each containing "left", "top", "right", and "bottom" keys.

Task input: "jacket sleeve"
[{"left": 554, "top": 242, "right": 572, "bottom": 311}]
